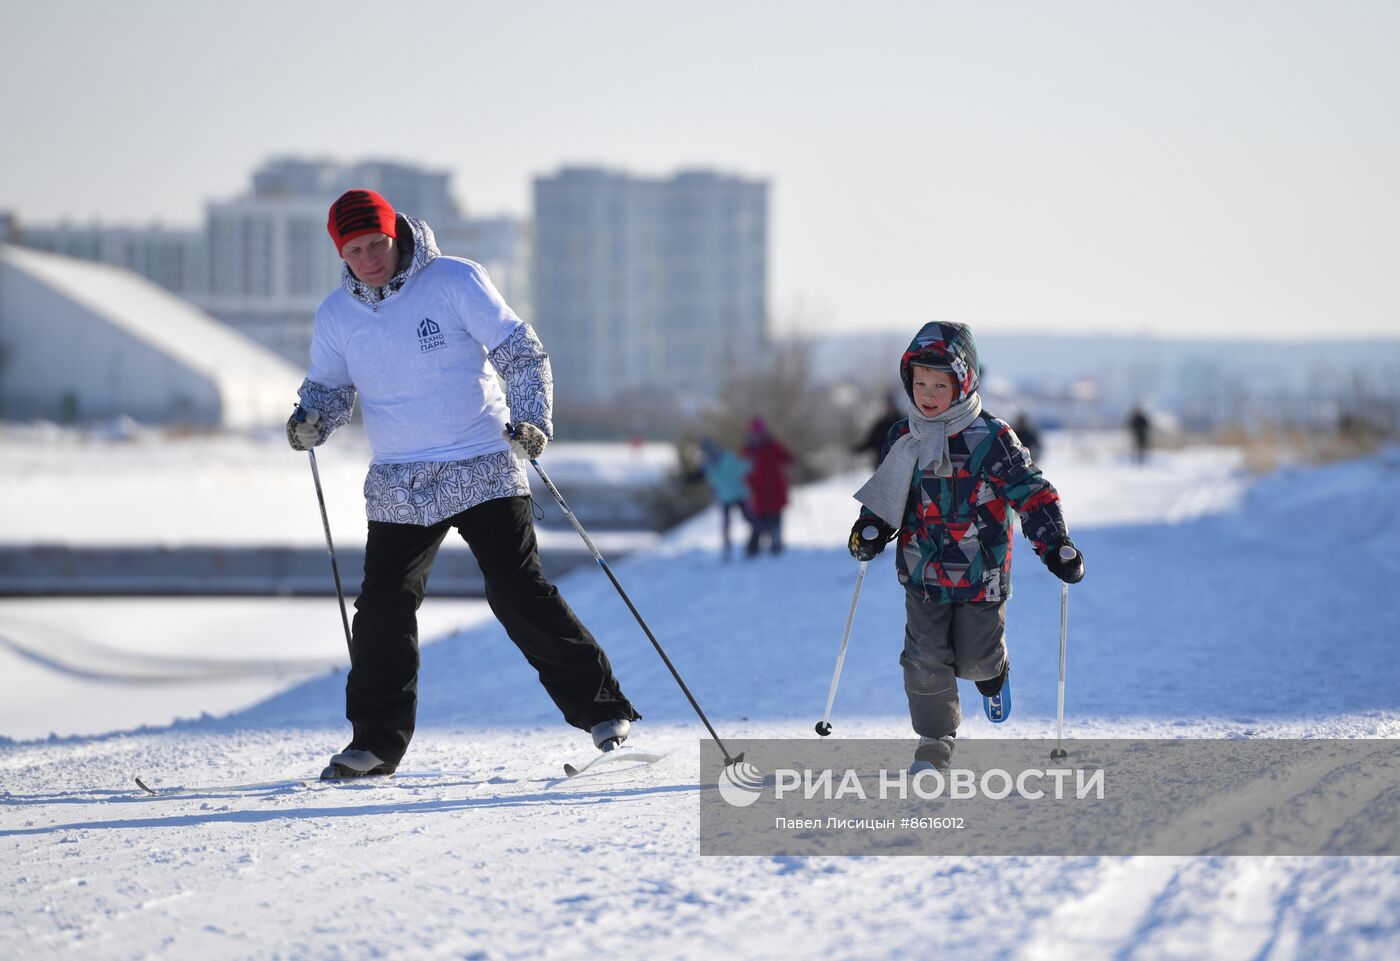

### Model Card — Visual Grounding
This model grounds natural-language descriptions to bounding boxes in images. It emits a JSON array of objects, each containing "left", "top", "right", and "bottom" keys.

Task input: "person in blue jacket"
[{"left": 698, "top": 437, "right": 751, "bottom": 559}]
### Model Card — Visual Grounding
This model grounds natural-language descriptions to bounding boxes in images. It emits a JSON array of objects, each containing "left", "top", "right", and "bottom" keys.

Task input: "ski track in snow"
[
  {"left": 4, "top": 437, "right": 1400, "bottom": 959},
  {"left": 8, "top": 726, "right": 1400, "bottom": 961}
]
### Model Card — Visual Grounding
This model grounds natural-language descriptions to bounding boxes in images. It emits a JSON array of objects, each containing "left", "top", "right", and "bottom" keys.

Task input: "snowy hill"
[{"left": 4, "top": 436, "right": 1400, "bottom": 959}]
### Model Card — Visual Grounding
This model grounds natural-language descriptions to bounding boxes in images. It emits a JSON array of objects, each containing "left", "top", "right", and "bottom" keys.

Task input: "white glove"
[
  {"left": 287, "top": 408, "right": 322, "bottom": 451},
  {"left": 504, "top": 422, "right": 547, "bottom": 459}
]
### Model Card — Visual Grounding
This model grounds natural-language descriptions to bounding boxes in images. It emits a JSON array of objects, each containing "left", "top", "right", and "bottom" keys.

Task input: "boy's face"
[{"left": 911, "top": 365, "right": 959, "bottom": 417}]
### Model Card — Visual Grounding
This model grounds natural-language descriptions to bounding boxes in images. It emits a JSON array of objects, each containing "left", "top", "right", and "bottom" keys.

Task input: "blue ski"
[{"left": 983, "top": 676, "right": 1012, "bottom": 723}]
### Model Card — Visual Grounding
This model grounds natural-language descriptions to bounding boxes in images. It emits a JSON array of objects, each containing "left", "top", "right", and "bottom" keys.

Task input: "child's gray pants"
[{"left": 901, "top": 592, "right": 1007, "bottom": 738}]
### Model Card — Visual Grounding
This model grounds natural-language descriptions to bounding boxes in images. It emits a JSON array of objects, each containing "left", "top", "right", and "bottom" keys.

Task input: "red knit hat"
[{"left": 327, "top": 189, "right": 397, "bottom": 254}]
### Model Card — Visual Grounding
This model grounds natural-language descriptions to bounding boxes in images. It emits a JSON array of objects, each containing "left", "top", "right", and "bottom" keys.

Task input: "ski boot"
[
  {"left": 909, "top": 734, "right": 955, "bottom": 774},
  {"left": 321, "top": 747, "right": 396, "bottom": 781},
  {"left": 590, "top": 718, "right": 631, "bottom": 753}
]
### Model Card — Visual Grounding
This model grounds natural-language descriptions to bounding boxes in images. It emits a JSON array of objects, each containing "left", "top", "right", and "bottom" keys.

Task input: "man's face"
[
  {"left": 341, "top": 232, "right": 397, "bottom": 287},
  {"left": 911, "top": 365, "right": 959, "bottom": 417}
]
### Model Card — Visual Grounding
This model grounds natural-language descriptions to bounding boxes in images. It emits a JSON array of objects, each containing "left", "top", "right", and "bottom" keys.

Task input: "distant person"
[
  {"left": 1011, "top": 411, "right": 1043, "bottom": 464},
  {"left": 855, "top": 393, "right": 904, "bottom": 469},
  {"left": 742, "top": 417, "right": 793, "bottom": 556},
  {"left": 287, "top": 189, "right": 638, "bottom": 780},
  {"left": 697, "top": 437, "right": 751, "bottom": 560},
  {"left": 1127, "top": 406, "right": 1152, "bottom": 464},
  {"left": 848, "top": 322, "right": 1083, "bottom": 775}
]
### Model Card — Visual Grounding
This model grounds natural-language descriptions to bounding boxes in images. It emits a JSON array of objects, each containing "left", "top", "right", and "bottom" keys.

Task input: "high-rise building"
[
  {"left": 250, "top": 157, "right": 459, "bottom": 227},
  {"left": 12, "top": 158, "right": 531, "bottom": 365},
  {"left": 433, "top": 214, "right": 531, "bottom": 323},
  {"left": 197, "top": 158, "right": 517, "bottom": 362},
  {"left": 199, "top": 195, "right": 342, "bottom": 361},
  {"left": 533, "top": 168, "right": 664, "bottom": 406},
  {"left": 532, "top": 166, "right": 767, "bottom": 408},
  {"left": 659, "top": 171, "right": 768, "bottom": 402},
  {"left": 250, "top": 157, "right": 342, "bottom": 199}
]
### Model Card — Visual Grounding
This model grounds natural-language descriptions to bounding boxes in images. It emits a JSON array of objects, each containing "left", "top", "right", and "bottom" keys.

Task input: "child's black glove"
[
  {"left": 1043, "top": 538, "right": 1085, "bottom": 584},
  {"left": 848, "top": 518, "right": 896, "bottom": 561}
]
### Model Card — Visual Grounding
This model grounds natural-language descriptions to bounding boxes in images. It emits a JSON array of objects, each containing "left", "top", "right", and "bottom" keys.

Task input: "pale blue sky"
[{"left": 3, "top": 1, "right": 1396, "bottom": 339}]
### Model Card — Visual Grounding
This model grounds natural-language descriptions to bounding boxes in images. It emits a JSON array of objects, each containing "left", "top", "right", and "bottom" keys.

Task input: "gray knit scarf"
[{"left": 854, "top": 392, "right": 983, "bottom": 527}]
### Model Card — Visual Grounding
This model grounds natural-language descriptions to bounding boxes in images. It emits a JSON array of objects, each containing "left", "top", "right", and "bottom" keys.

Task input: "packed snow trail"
[
  {"left": 6, "top": 725, "right": 1400, "bottom": 961},
  {"left": 4, "top": 438, "right": 1400, "bottom": 959}
]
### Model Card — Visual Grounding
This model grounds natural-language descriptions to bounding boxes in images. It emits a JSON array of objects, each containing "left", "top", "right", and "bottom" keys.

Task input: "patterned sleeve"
[
  {"left": 856, "top": 420, "right": 911, "bottom": 531},
  {"left": 985, "top": 426, "right": 1067, "bottom": 557},
  {"left": 487, "top": 323, "right": 554, "bottom": 439},
  {"left": 878, "top": 420, "right": 909, "bottom": 465},
  {"left": 295, "top": 378, "right": 357, "bottom": 445}
]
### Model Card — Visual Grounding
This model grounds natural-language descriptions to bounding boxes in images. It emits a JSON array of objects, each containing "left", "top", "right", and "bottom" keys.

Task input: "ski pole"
[
  {"left": 1050, "top": 544, "right": 1077, "bottom": 760},
  {"left": 523, "top": 449, "right": 745, "bottom": 767},
  {"left": 815, "top": 530, "right": 876, "bottom": 736},
  {"left": 296, "top": 405, "right": 353, "bottom": 662}
]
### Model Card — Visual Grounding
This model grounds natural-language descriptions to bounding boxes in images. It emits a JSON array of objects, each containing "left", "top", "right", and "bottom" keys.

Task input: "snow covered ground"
[
  {"left": 4, "top": 432, "right": 1400, "bottom": 960},
  {"left": 0, "top": 424, "right": 673, "bottom": 549},
  {"left": 0, "top": 597, "right": 495, "bottom": 741}
]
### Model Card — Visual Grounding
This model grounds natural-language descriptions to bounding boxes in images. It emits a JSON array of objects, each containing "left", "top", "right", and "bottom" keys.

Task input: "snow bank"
[{"left": 0, "top": 427, "right": 674, "bottom": 547}]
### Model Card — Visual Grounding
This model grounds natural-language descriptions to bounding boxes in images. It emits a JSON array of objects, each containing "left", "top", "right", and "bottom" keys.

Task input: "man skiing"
[
  {"left": 288, "top": 189, "right": 639, "bottom": 779},
  {"left": 848, "top": 321, "right": 1083, "bottom": 773}
]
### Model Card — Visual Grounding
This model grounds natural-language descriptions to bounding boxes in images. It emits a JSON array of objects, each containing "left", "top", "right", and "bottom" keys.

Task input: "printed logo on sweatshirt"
[{"left": 417, "top": 318, "right": 446, "bottom": 353}]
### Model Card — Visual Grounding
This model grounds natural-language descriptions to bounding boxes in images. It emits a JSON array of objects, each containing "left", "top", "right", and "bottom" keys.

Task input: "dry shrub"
[
  {"left": 687, "top": 338, "right": 865, "bottom": 483},
  {"left": 1207, "top": 423, "right": 1384, "bottom": 474}
]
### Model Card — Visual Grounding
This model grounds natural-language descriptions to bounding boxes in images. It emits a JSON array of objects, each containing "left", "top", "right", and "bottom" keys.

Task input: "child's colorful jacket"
[{"left": 862, "top": 322, "right": 1069, "bottom": 602}]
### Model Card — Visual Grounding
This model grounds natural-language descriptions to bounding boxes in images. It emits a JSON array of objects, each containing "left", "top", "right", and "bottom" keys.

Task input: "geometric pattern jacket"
[
  {"left": 871, "top": 413, "right": 1066, "bottom": 602},
  {"left": 859, "top": 320, "right": 1069, "bottom": 602}
]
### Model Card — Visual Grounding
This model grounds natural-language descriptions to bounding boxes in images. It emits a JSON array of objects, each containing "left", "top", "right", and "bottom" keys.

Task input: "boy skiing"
[{"left": 849, "top": 322, "right": 1084, "bottom": 773}]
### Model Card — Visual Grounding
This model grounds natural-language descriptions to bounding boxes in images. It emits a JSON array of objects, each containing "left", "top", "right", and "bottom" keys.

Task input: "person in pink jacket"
[{"left": 742, "top": 417, "right": 793, "bottom": 556}]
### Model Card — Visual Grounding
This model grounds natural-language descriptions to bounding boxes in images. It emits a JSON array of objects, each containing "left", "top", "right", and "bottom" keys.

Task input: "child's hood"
[{"left": 900, "top": 322, "right": 981, "bottom": 403}]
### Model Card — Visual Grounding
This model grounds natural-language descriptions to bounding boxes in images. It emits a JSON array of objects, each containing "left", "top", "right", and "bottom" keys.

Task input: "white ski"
[
  {"left": 132, "top": 769, "right": 485, "bottom": 797},
  {"left": 562, "top": 747, "right": 665, "bottom": 778},
  {"left": 134, "top": 775, "right": 313, "bottom": 796}
]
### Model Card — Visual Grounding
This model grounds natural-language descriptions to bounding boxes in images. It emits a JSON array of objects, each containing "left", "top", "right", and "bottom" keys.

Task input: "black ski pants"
[{"left": 345, "top": 495, "right": 638, "bottom": 765}]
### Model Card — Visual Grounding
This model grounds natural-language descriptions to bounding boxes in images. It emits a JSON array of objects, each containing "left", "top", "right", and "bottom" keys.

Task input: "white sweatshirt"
[
  {"left": 296, "top": 215, "right": 551, "bottom": 525},
  {"left": 307, "top": 256, "right": 522, "bottom": 464}
]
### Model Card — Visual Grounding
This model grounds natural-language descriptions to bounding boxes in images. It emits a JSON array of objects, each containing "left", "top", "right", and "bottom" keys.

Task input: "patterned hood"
[
  {"left": 899, "top": 321, "right": 981, "bottom": 404},
  {"left": 340, "top": 213, "right": 441, "bottom": 309}
]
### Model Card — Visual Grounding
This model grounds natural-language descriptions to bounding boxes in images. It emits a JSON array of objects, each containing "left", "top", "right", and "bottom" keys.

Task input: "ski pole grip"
[
  {"left": 861, "top": 525, "right": 880, "bottom": 541},
  {"left": 1058, "top": 545, "right": 1078, "bottom": 561}
]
